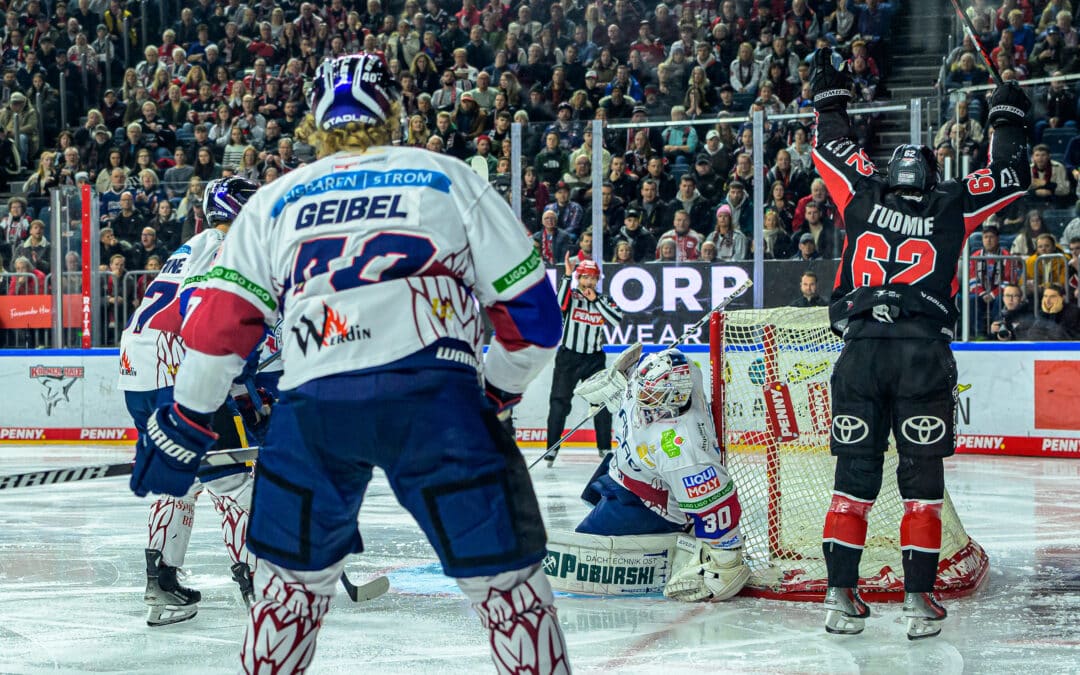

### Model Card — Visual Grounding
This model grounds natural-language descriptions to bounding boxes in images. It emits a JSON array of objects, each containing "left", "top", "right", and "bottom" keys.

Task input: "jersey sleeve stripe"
[
  {"left": 811, "top": 148, "right": 855, "bottom": 214},
  {"left": 485, "top": 279, "right": 563, "bottom": 352},
  {"left": 962, "top": 190, "right": 1026, "bottom": 233},
  {"left": 181, "top": 288, "right": 269, "bottom": 358}
]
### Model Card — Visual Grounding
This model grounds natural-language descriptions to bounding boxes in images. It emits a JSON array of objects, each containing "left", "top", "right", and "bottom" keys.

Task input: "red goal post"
[{"left": 708, "top": 307, "right": 989, "bottom": 601}]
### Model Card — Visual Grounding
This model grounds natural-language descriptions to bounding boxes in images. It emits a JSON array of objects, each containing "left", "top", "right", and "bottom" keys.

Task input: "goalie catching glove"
[
  {"left": 130, "top": 404, "right": 218, "bottom": 498},
  {"left": 575, "top": 368, "right": 628, "bottom": 414},
  {"left": 663, "top": 542, "right": 750, "bottom": 603},
  {"left": 572, "top": 342, "right": 641, "bottom": 413}
]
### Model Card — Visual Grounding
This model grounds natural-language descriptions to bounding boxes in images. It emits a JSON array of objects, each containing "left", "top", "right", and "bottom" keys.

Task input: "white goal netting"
[{"left": 709, "top": 307, "right": 988, "bottom": 600}]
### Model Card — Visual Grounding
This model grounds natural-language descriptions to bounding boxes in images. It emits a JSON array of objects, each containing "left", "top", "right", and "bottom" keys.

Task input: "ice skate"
[
  {"left": 544, "top": 449, "right": 558, "bottom": 467},
  {"left": 231, "top": 562, "right": 256, "bottom": 606},
  {"left": 824, "top": 587, "right": 870, "bottom": 635},
  {"left": 903, "top": 592, "right": 947, "bottom": 640},
  {"left": 144, "top": 549, "right": 200, "bottom": 626}
]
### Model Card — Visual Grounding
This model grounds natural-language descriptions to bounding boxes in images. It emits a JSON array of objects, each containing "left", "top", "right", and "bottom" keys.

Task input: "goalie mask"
[
  {"left": 635, "top": 349, "right": 694, "bottom": 419},
  {"left": 309, "top": 54, "right": 401, "bottom": 131},
  {"left": 887, "top": 144, "right": 937, "bottom": 192},
  {"left": 203, "top": 176, "right": 259, "bottom": 225}
]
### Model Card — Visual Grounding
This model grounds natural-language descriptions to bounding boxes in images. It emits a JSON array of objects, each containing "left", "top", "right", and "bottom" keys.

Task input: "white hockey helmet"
[{"left": 635, "top": 348, "right": 694, "bottom": 417}]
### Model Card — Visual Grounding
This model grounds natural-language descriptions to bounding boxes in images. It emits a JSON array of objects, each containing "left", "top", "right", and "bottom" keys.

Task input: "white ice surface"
[{"left": 1, "top": 445, "right": 1078, "bottom": 674}]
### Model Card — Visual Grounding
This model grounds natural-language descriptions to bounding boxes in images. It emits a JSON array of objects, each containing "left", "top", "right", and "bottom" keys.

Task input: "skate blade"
[
  {"left": 906, "top": 617, "right": 943, "bottom": 640},
  {"left": 825, "top": 609, "right": 865, "bottom": 635},
  {"left": 146, "top": 605, "right": 198, "bottom": 627}
]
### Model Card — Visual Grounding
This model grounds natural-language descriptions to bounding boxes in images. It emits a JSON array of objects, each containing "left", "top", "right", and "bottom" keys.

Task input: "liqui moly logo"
[
  {"left": 682, "top": 466, "right": 721, "bottom": 499},
  {"left": 763, "top": 382, "right": 800, "bottom": 441}
]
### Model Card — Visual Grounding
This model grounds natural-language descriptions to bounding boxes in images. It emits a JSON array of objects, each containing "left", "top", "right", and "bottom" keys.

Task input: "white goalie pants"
[{"left": 147, "top": 471, "right": 254, "bottom": 569}]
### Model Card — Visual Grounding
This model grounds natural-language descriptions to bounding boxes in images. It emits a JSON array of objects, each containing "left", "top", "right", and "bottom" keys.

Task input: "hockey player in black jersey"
[{"left": 809, "top": 47, "right": 1031, "bottom": 640}]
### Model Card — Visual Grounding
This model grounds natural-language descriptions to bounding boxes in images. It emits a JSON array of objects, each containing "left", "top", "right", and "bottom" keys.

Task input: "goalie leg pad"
[
  {"left": 458, "top": 563, "right": 570, "bottom": 675},
  {"left": 241, "top": 558, "right": 341, "bottom": 675},
  {"left": 205, "top": 472, "right": 254, "bottom": 567},
  {"left": 544, "top": 529, "right": 683, "bottom": 594},
  {"left": 147, "top": 487, "right": 198, "bottom": 568},
  {"left": 664, "top": 539, "right": 750, "bottom": 602}
]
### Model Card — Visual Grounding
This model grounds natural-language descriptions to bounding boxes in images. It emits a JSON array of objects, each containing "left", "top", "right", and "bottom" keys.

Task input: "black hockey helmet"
[
  {"left": 203, "top": 176, "right": 259, "bottom": 225},
  {"left": 887, "top": 144, "right": 938, "bottom": 192}
]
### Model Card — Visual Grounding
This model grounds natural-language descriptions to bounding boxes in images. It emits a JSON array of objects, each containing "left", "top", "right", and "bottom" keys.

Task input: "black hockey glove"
[
  {"left": 484, "top": 380, "right": 522, "bottom": 421},
  {"left": 987, "top": 80, "right": 1031, "bottom": 129},
  {"left": 810, "top": 47, "right": 853, "bottom": 113}
]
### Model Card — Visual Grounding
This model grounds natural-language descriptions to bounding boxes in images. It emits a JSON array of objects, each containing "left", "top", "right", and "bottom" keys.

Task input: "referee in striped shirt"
[{"left": 544, "top": 253, "right": 624, "bottom": 463}]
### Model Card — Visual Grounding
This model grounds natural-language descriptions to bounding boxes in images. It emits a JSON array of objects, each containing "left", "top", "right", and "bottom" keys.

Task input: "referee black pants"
[{"left": 546, "top": 349, "right": 612, "bottom": 451}]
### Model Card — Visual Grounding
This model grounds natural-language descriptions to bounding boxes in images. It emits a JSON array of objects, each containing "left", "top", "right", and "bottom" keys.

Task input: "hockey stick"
[
  {"left": 258, "top": 351, "right": 281, "bottom": 371},
  {"left": 340, "top": 573, "right": 390, "bottom": 602},
  {"left": 0, "top": 447, "right": 259, "bottom": 491},
  {"left": 948, "top": 0, "right": 1004, "bottom": 85},
  {"left": 530, "top": 279, "right": 753, "bottom": 469}
]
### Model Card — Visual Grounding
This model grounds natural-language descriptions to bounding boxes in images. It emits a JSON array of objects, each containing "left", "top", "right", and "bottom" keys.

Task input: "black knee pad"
[
  {"left": 896, "top": 455, "right": 944, "bottom": 501},
  {"left": 832, "top": 455, "right": 885, "bottom": 501}
]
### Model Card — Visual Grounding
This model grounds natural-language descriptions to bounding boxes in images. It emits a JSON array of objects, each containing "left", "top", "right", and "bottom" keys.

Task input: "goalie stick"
[
  {"left": 0, "top": 447, "right": 259, "bottom": 491},
  {"left": 340, "top": 572, "right": 390, "bottom": 602},
  {"left": 530, "top": 279, "right": 753, "bottom": 469}
]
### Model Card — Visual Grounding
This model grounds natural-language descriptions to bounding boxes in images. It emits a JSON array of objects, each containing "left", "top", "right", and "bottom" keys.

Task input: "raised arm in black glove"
[
  {"left": 986, "top": 80, "right": 1031, "bottom": 129},
  {"left": 810, "top": 47, "right": 853, "bottom": 112}
]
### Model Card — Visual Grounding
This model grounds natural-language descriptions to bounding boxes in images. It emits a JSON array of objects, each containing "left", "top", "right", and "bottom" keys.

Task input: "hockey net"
[{"left": 708, "top": 307, "right": 988, "bottom": 601}]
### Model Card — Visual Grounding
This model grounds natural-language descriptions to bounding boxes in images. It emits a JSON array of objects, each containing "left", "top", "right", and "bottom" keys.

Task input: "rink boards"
[{"left": 1, "top": 343, "right": 1080, "bottom": 459}]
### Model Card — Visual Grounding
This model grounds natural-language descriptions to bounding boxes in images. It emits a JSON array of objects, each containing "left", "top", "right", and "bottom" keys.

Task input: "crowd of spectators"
[{"left": 0, "top": 0, "right": 1079, "bottom": 345}]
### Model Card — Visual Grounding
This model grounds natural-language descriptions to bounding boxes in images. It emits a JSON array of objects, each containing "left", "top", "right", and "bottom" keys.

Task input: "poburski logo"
[
  {"left": 29, "top": 365, "right": 84, "bottom": 416},
  {"left": 291, "top": 303, "right": 372, "bottom": 354},
  {"left": 493, "top": 250, "right": 541, "bottom": 293},
  {"left": 900, "top": 416, "right": 946, "bottom": 445},
  {"left": 543, "top": 549, "right": 660, "bottom": 588}
]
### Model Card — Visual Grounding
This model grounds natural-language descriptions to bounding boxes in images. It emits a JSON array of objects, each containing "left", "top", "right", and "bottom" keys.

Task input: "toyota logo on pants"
[
  {"left": 900, "top": 416, "right": 946, "bottom": 445},
  {"left": 832, "top": 415, "right": 869, "bottom": 444}
]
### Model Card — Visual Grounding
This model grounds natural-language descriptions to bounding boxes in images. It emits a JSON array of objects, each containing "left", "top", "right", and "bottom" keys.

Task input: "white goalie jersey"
[
  {"left": 172, "top": 146, "right": 560, "bottom": 413},
  {"left": 608, "top": 364, "right": 743, "bottom": 548},
  {"left": 118, "top": 229, "right": 226, "bottom": 392}
]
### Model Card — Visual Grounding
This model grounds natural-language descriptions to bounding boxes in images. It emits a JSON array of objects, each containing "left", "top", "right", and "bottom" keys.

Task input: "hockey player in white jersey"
[
  {"left": 128, "top": 54, "right": 570, "bottom": 674},
  {"left": 573, "top": 347, "right": 750, "bottom": 601},
  {"left": 119, "top": 176, "right": 261, "bottom": 625}
]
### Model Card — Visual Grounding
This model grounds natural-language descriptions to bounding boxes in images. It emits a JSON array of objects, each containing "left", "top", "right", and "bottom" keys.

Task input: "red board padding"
[
  {"left": 956, "top": 434, "right": 1080, "bottom": 458},
  {"left": 1034, "top": 360, "right": 1080, "bottom": 431},
  {"left": 0, "top": 428, "right": 137, "bottom": 443}
]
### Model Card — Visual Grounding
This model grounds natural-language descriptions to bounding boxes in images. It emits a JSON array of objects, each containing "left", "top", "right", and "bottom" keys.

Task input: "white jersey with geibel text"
[
  {"left": 608, "top": 365, "right": 743, "bottom": 548},
  {"left": 118, "top": 229, "right": 225, "bottom": 392},
  {"left": 173, "top": 146, "right": 560, "bottom": 413}
]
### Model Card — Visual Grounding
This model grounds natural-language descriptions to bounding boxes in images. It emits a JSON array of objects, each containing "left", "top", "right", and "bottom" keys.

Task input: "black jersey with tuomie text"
[{"left": 812, "top": 110, "right": 1030, "bottom": 340}]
